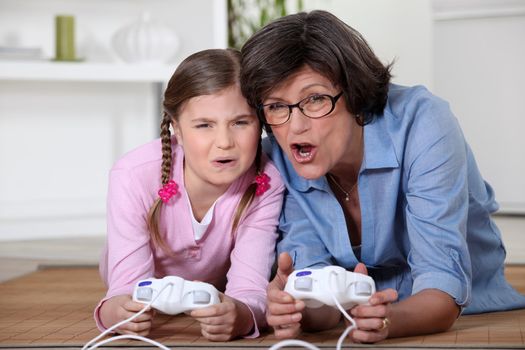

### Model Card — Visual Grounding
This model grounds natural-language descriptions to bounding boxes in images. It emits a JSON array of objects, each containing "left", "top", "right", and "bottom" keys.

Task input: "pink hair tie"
[
  {"left": 158, "top": 180, "right": 179, "bottom": 203},
  {"left": 255, "top": 172, "right": 271, "bottom": 196}
]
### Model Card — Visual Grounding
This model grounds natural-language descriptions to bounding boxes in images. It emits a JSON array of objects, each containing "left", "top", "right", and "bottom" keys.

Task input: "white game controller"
[
  {"left": 132, "top": 276, "right": 220, "bottom": 315},
  {"left": 284, "top": 266, "right": 376, "bottom": 309}
]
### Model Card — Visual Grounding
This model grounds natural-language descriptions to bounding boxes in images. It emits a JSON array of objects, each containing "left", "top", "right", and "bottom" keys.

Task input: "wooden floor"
[{"left": 0, "top": 265, "right": 524, "bottom": 349}]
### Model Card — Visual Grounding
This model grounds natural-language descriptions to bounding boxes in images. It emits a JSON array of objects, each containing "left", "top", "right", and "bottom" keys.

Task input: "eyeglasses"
[{"left": 259, "top": 92, "right": 343, "bottom": 126}]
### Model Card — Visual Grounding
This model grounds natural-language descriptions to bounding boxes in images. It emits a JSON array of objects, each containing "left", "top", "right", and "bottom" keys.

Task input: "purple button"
[
  {"left": 138, "top": 281, "right": 152, "bottom": 287},
  {"left": 296, "top": 271, "right": 312, "bottom": 277}
]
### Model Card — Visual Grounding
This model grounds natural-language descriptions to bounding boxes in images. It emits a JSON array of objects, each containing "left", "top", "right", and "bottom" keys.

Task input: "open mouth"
[{"left": 291, "top": 143, "right": 315, "bottom": 163}]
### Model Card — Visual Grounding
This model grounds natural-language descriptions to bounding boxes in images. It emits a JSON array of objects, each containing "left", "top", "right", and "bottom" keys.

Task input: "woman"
[{"left": 240, "top": 10, "right": 525, "bottom": 343}]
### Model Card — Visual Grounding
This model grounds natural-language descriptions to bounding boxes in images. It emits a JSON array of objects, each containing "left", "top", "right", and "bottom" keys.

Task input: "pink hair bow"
[
  {"left": 158, "top": 180, "right": 179, "bottom": 203},
  {"left": 255, "top": 172, "right": 271, "bottom": 196}
]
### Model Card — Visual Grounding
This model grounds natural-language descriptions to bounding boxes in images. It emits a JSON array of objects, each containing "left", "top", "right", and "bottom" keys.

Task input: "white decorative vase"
[{"left": 112, "top": 12, "right": 179, "bottom": 64}]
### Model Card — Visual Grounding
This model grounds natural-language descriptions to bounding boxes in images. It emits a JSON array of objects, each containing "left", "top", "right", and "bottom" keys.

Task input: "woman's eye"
[
  {"left": 308, "top": 95, "right": 328, "bottom": 104},
  {"left": 267, "top": 103, "right": 287, "bottom": 112}
]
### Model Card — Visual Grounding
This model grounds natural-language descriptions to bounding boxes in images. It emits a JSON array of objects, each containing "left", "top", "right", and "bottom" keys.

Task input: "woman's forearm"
[{"left": 387, "top": 289, "right": 460, "bottom": 338}]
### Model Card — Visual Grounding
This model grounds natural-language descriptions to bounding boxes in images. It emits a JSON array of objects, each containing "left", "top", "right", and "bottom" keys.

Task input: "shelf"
[{"left": 0, "top": 60, "right": 178, "bottom": 83}]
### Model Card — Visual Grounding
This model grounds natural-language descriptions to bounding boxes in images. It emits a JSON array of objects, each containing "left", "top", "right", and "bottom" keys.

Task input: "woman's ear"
[{"left": 172, "top": 119, "right": 183, "bottom": 145}]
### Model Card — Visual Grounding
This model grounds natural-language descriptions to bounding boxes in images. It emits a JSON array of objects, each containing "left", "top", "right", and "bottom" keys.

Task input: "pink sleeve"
[
  {"left": 225, "top": 165, "right": 285, "bottom": 338},
  {"left": 94, "top": 167, "right": 155, "bottom": 331}
]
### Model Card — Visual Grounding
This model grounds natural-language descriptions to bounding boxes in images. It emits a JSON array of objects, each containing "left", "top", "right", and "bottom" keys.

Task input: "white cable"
[
  {"left": 84, "top": 334, "right": 170, "bottom": 350},
  {"left": 82, "top": 282, "right": 173, "bottom": 350},
  {"left": 268, "top": 339, "right": 321, "bottom": 350},
  {"left": 269, "top": 271, "right": 358, "bottom": 350}
]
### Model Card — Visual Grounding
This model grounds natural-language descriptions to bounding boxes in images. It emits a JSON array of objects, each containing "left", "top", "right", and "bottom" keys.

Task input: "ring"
[{"left": 379, "top": 317, "right": 390, "bottom": 331}]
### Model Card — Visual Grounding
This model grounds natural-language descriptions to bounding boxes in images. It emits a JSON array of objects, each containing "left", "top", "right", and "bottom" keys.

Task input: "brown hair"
[
  {"left": 147, "top": 48, "right": 263, "bottom": 254},
  {"left": 240, "top": 10, "right": 393, "bottom": 127}
]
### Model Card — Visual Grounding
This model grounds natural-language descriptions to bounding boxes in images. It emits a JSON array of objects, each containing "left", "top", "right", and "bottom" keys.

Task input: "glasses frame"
[{"left": 259, "top": 91, "right": 344, "bottom": 126}]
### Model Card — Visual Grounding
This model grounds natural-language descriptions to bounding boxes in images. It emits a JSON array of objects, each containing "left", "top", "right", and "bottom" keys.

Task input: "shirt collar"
[{"left": 362, "top": 115, "right": 399, "bottom": 170}]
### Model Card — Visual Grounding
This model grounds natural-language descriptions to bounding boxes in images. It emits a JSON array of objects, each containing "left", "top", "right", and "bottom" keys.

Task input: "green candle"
[{"left": 55, "top": 15, "right": 76, "bottom": 61}]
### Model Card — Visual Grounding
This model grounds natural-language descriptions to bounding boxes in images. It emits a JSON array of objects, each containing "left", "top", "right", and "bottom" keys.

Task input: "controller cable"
[
  {"left": 83, "top": 271, "right": 359, "bottom": 350},
  {"left": 82, "top": 283, "right": 173, "bottom": 350},
  {"left": 269, "top": 270, "right": 357, "bottom": 350}
]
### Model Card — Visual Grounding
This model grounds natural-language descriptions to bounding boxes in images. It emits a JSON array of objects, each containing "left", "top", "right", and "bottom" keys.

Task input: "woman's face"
[
  {"left": 173, "top": 85, "right": 260, "bottom": 192},
  {"left": 264, "top": 65, "right": 360, "bottom": 179}
]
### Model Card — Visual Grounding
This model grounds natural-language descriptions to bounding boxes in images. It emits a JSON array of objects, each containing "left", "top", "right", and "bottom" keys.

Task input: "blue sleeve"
[
  {"left": 403, "top": 94, "right": 472, "bottom": 307},
  {"left": 277, "top": 191, "right": 333, "bottom": 269}
]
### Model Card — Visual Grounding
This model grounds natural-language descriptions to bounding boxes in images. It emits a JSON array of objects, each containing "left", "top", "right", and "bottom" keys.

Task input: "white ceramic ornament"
[{"left": 112, "top": 12, "right": 179, "bottom": 63}]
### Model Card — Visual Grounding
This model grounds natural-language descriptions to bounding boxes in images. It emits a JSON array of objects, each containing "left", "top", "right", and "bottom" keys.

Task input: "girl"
[{"left": 94, "top": 49, "right": 284, "bottom": 341}]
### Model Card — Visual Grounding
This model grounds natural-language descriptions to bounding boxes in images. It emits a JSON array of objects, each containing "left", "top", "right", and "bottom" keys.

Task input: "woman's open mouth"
[{"left": 291, "top": 143, "right": 316, "bottom": 163}]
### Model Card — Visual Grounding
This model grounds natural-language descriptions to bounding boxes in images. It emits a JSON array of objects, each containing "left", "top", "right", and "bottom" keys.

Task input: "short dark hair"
[{"left": 240, "top": 10, "right": 392, "bottom": 125}]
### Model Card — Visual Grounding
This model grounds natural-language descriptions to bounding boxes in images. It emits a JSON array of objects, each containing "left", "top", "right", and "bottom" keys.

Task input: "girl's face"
[
  {"left": 264, "top": 65, "right": 361, "bottom": 180},
  {"left": 173, "top": 85, "right": 260, "bottom": 192}
]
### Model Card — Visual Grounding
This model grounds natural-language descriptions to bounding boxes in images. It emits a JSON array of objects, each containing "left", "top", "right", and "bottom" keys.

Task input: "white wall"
[
  {"left": 305, "top": 0, "right": 433, "bottom": 88},
  {"left": 433, "top": 0, "right": 525, "bottom": 213},
  {"left": 0, "top": 0, "right": 227, "bottom": 240}
]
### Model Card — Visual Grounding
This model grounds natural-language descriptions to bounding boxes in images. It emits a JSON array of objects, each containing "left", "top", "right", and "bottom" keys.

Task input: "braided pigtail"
[
  {"left": 231, "top": 138, "right": 264, "bottom": 235},
  {"left": 147, "top": 113, "right": 175, "bottom": 255}
]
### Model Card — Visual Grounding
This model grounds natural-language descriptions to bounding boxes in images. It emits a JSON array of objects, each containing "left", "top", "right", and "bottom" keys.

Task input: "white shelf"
[{"left": 0, "top": 60, "right": 178, "bottom": 83}]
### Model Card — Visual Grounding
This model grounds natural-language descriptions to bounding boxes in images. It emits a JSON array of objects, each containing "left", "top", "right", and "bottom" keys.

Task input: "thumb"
[
  {"left": 353, "top": 262, "right": 368, "bottom": 275},
  {"left": 272, "top": 252, "right": 294, "bottom": 289}
]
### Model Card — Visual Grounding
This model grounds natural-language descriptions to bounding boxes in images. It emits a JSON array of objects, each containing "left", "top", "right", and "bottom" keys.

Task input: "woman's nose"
[{"left": 288, "top": 107, "right": 311, "bottom": 134}]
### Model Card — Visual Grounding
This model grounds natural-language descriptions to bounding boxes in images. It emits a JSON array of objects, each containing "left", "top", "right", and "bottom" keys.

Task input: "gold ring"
[{"left": 379, "top": 317, "right": 390, "bottom": 331}]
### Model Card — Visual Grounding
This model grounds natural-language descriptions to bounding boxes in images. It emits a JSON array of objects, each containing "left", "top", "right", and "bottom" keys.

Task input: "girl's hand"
[
  {"left": 190, "top": 294, "right": 254, "bottom": 341},
  {"left": 346, "top": 263, "right": 398, "bottom": 343},
  {"left": 99, "top": 294, "right": 155, "bottom": 336}
]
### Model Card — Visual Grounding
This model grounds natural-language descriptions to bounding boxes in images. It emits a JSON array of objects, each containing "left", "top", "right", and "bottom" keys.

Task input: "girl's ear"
[{"left": 172, "top": 119, "right": 183, "bottom": 145}]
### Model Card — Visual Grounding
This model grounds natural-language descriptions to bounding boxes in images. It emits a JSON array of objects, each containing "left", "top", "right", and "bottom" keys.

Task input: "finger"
[
  {"left": 201, "top": 323, "right": 232, "bottom": 335},
  {"left": 273, "top": 322, "right": 301, "bottom": 339},
  {"left": 369, "top": 288, "right": 398, "bottom": 305},
  {"left": 117, "top": 320, "right": 152, "bottom": 334},
  {"left": 353, "top": 262, "right": 368, "bottom": 275},
  {"left": 273, "top": 252, "right": 294, "bottom": 287},
  {"left": 121, "top": 309, "right": 154, "bottom": 322},
  {"left": 267, "top": 311, "right": 302, "bottom": 328},
  {"left": 353, "top": 317, "right": 386, "bottom": 331},
  {"left": 350, "top": 304, "right": 387, "bottom": 318},
  {"left": 267, "top": 298, "right": 304, "bottom": 316},
  {"left": 350, "top": 328, "right": 388, "bottom": 344},
  {"left": 201, "top": 328, "right": 231, "bottom": 342},
  {"left": 268, "top": 288, "right": 297, "bottom": 304},
  {"left": 124, "top": 300, "right": 152, "bottom": 312}
]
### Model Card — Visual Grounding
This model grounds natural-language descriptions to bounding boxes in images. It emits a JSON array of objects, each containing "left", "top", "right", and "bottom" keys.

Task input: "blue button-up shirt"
[{"left": 264, "top": 84, "right": 525, "bottom": 314}]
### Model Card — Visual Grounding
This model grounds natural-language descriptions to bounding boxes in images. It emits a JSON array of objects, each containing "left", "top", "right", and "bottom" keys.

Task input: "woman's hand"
[
  {"left": 190, "top": 294, "right": 254, "bottom": 341},
  {"left": 266, "top": 252, "right": 305, "bottom": 339},
  {"left": 345, "top": 263, "right": 398, "bottom": 343},
  {"left": 99, "top": 294, "right": 155, "bottom": 336}
]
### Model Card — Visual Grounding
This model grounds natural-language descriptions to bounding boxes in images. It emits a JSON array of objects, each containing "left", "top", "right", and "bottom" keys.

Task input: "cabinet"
[{"left": 0, "top": 0, "right": 227, "bottom": 240}]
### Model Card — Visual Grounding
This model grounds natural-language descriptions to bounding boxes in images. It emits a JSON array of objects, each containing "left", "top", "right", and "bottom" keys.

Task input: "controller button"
[
  {"left": 296, "top": 271, "right": 312, "bottom": 277},
  {"left": 193, "top": 291, "right": 211, "bottom": 304},
  {"left": 136, "top": 287, "right": 153, "bottom": 301},
  {"left": 138, "top": 281, "right": 152, "bottom": 287},
  {"left": 295, "top": 277, "right": 313, "bottom": 291},
  {"left": 355, "top": 282, "right": 372, "bottom": 296}
]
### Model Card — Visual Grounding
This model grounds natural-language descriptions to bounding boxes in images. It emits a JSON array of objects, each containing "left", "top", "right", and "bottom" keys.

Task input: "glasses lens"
[
  {"left": 263, "top": 103, "right": 289, "bottom": 125},
  {"left": 301, "top": 95, "right": 333, "bottom": 118}
]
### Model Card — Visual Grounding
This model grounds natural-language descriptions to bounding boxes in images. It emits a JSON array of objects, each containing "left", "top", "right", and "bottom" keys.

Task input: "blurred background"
[{"left": 0, "top": 0, "right": 524, "bottom": 269}]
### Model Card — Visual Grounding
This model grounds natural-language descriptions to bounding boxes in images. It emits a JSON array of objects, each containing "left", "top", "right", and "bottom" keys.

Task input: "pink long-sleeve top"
[{"left": 94, "top": 138, "right": 284, "bottom": 337}]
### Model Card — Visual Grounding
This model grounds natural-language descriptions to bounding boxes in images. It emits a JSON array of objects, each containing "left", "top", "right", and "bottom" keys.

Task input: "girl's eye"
[
  {"left": 195, "top": 123, "right": 210, "bottom": 128},
  {"left": 234, "top": 119, "right": 251, "bottom": 126}
]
